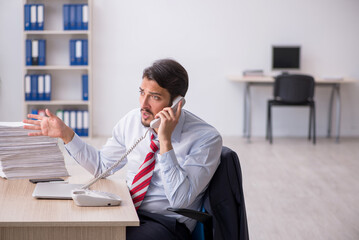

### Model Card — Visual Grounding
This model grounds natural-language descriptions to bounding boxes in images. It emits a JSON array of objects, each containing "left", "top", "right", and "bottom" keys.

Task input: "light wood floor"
[
  {"left": 70, "top": 136, "right": 359, "bottom": 240},
  {"left": 224, "top": 136, "right": 359, "bottom": 240}
]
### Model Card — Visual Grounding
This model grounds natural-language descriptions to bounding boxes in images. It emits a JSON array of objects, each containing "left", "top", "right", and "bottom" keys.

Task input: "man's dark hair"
[{"left": 142, "top": 59, "right": 189, "bottom": 101}]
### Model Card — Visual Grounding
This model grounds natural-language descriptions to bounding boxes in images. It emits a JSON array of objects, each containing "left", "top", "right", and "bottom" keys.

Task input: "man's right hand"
[{"left": 23, "top": 109, "right": 75, "bottom": 144}]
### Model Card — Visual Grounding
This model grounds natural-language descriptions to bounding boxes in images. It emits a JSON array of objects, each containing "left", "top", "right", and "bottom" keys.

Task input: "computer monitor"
[{"left": 272, "top": 46, "right": 300, "bottom": 72}]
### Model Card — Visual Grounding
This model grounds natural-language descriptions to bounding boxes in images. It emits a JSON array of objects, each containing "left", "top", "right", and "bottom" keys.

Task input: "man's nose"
[{"left": 141, "top": 95, "right": 150, "bottom": 109}]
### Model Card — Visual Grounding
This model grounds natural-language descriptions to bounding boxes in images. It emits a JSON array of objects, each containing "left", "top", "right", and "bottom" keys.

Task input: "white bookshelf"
[{"left": 22, "top": 0, "right": 92, "bottom": 138}]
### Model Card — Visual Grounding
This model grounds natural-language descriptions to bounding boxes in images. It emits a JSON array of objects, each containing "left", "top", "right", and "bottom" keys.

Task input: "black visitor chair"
[{"left": 266, "top": 74, "right": 316, "bottom": 144}]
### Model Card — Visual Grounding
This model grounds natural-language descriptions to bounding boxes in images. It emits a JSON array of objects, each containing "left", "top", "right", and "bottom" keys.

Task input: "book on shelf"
[
  {"left": 32, "top": 39, "right": 39, "bottom": 65},
  {"left": 0, "top": 122, "right": 69, "bottom": 180},
  {"left": 82, "top": 39, "right": 88, "bottom": 65},
  {"left": 38, "top": 39, "right": 46, "bottom": 65},
  {"left": 83, "top": 110, "right": 89, "bottom": 136},
  {"left": 56, "top": 110, "right": 64, "bottom": 120},
  {"left": 24, "top": 4, "right": 31, "bottom": 30},
  {"left": 82, "top": 5, "right": 89, "bottom": 30},
  {"left": 37, "top": 75, "right": 45, "bottom": 100},
  {"left": 25, "top": 39, "right": 32, "bottom": 65},
  {"left": 30, "top": 74, "right": 38, "bottom": 100},
  {"left": 44, "top": 74, "right": 51, "bottom": 100},
  {"left": 70, "top": 110, "right": 77, "bottom": 132},
  {"left": 38, "top": 109, "right": 46, "bottom": 117},
  {"left": 30, "top": 4, "right": 37, "bottom": 30},
  {"left": 37, "top": 4, "right": 44, "bottom": 30},
  {"left": 76, "top": 111, "right": 83, "bottom": 136},
  {"left": 82, "top": 74, "right": 89, "bottom": 101},
  {"left": 25, "top": 75, "right": 31, "bottom": 101},
  {"left": 63, "top": 110, "right": 70, "bottom": 127},
  {"left": 75, "top": 40, "right": 82, "bottom": 65}
]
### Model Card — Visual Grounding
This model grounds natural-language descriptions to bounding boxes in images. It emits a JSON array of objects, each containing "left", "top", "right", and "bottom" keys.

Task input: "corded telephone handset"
[
  {"left": 150, "top": 96, "right": 186, "bottom": 128},
  {"left": 71, "top": 96, "right": 185, "bottom": 206}
]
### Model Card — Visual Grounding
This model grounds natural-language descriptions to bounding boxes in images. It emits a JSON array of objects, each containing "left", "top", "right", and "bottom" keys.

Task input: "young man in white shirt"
[{"left": 24, "top": 59, "right": 222, "bottom": 240}]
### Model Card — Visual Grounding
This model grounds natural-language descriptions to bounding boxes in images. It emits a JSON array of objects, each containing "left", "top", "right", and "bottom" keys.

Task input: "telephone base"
[{"left": 72, "top": 189, "right": 122, "bottom": 207}]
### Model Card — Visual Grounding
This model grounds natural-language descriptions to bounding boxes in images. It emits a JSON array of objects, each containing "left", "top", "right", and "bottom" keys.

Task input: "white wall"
[{"left": 1, "top": 0, "right": 359, "bottom": 137}]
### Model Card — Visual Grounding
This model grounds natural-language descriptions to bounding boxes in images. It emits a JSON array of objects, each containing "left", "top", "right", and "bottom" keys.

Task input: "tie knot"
[{"left": 150, "top": 134, "right": 159, "bottom": 153}]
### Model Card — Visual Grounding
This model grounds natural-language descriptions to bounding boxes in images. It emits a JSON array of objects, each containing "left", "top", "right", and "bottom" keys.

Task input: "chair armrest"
[
  {"left": 168, "top": 207, "right": 214, "bottom": 240},
  {"left": 167, "top": 207, "right": 212, "bottom": 224}
]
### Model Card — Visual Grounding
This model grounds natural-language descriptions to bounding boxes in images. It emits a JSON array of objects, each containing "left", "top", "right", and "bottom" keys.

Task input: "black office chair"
[
  {"left": 168, "top": 146, "right": 249, "bottom": 240},
  {"left": 266, "top": 74, "right": 316, "bottom": 144}
]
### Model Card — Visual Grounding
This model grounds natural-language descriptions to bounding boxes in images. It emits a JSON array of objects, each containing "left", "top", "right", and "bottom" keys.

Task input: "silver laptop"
[{"left": 32, "top": 182, "right": 84, "bottom": 199}]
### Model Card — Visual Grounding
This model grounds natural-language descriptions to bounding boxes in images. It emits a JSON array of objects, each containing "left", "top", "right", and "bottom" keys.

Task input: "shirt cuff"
[
  {"left": 157, "top": 149, "right": 178, "bottom": 171},
  {"left": 64, "top": 133, "right": 85, "bottom": 156}
]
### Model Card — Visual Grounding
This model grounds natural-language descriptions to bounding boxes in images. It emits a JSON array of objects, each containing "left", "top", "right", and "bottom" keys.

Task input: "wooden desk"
[
  {"left": 228, "top": 75, "right": 357, "bottom": 143},
  {"left": 0, "top": 163, "right": 139, "bottom": 240}
]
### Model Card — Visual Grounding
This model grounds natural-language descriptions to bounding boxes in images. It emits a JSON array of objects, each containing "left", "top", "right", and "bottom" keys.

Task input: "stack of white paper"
[{"left": 0, "top": 122, "right": 69, "bottom": 179}]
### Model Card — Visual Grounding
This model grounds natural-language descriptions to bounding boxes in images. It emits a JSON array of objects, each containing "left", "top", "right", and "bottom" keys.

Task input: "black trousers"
[{"left": 126, "top": 210, "right": 191, "bottom": 240}]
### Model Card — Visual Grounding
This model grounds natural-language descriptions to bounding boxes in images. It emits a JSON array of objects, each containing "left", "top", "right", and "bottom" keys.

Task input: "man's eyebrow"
[
  {"left": 139, "top": 87, "right": 162, "bottom": 96},
  {"left": 149, "top": 91, "right": 162, "bottom": 96}
]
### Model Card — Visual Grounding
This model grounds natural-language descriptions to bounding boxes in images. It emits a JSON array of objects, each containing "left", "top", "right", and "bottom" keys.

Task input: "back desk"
[{"left": 228, "top": 75, "right": 357, "bottom": 143}]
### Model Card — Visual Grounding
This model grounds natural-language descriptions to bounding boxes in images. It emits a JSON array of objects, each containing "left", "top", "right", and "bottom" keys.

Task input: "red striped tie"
[{"left": 130, "top": 134, "right": 159, "bottom": 210}]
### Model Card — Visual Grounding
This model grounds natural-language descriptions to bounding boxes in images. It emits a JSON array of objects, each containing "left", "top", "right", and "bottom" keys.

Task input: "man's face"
[{"left": 139, "top": 77, "right": 171, "bottom": 127}]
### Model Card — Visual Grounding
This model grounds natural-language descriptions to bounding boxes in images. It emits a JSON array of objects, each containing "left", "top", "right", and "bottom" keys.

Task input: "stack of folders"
[
  {"left": 70, "top": 39, "right": 88, "bottom": 65},
  {"left": 24, "top": 74, "right": 51, "bottom": 101},
  {"left": 0, "top": 122, "right": 69, "bottom": 180},
  {"left": 26, "top": 39, "right": 46, "bottom": 66},
  {"left": 56, "top": 110, "right": 89, "bottom": 137},
  {"left": 63, "top": 4, "right": 89, "bottom": 30},
  {"left": 24, "top": 4, "right": 44, "bottom": 31}
]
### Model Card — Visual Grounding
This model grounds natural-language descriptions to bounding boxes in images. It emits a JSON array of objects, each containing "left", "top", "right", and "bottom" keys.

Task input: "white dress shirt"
[{"left": 65, "top": 108, "right": 222, "bottom": 231}]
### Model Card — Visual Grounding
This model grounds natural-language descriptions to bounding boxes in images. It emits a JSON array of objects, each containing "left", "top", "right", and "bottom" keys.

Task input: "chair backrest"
[
  {"left": 202, "top": 146, "right": 249, "bottom": 240},
  {"left": 170, "top": 147, "right": 249, "bottom": 240},
  {"left": 274, "top": 74, "right": 315, "bottom": 103}
]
